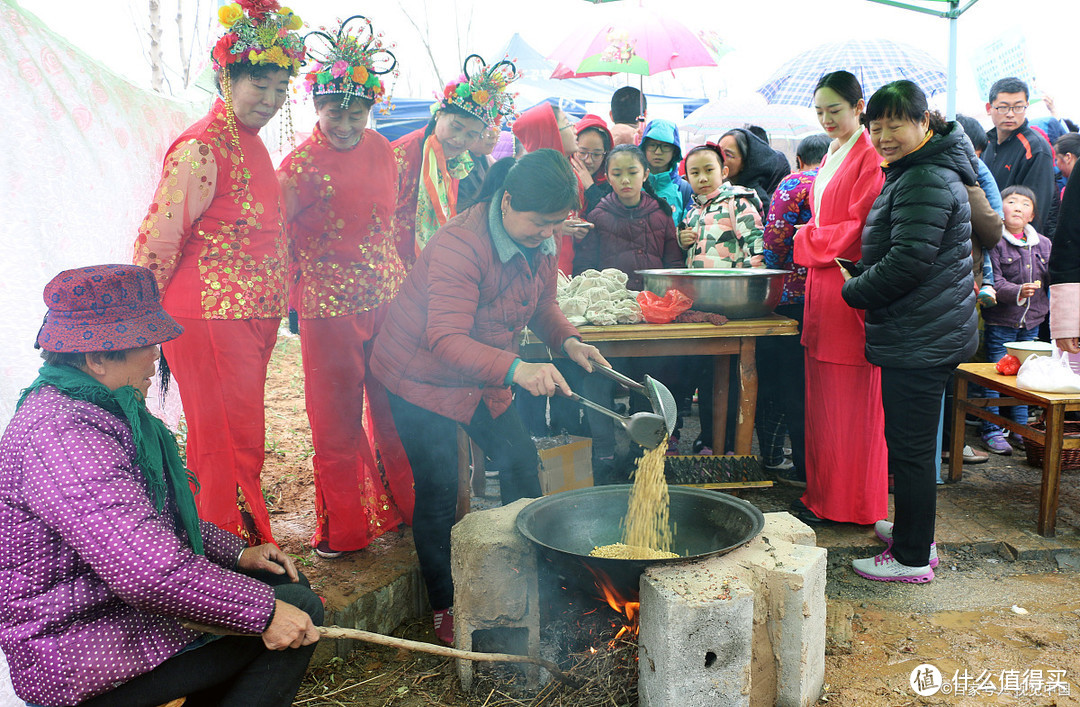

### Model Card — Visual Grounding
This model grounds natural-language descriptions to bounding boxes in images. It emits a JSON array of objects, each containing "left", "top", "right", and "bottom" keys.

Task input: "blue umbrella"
[{"left": 757, "top": 39, "right": 948, "bottom": 108}]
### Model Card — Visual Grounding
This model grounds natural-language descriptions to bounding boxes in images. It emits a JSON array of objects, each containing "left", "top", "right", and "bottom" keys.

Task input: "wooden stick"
[{"left": 182, "top": 622, "right": 581, "bottom": 688}]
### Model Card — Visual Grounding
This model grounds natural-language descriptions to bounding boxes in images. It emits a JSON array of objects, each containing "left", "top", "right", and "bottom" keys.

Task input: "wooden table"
[
  {"left": 950, "top": 362, "right": 1080, "bottom": 537},
  {"left": 522, "top": 315, "right": 799, "bottom": 455}
]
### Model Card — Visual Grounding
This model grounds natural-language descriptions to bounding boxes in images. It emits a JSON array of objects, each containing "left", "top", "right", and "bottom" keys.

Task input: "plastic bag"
[
  {"left": 1015, "top": 348, "right": 1080, "bottom": 394},
  {"left": 636, "top": 288, "right": 693, "bottom": 324}
]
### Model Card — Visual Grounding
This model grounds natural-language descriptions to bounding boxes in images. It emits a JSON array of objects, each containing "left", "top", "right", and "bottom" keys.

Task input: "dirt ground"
[{"left": 260, "top": 333, "right": 1080, "bottom": 706}]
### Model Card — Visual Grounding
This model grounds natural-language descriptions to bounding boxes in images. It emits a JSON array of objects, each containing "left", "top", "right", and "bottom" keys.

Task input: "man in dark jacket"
[{"left": 983, "top": 77, "right": 1055, "bottom": 232}]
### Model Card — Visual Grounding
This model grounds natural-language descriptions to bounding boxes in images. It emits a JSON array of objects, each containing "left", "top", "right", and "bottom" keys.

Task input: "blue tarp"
[{"left": 373, "top": 33, "right": 706, "bottom": 142}]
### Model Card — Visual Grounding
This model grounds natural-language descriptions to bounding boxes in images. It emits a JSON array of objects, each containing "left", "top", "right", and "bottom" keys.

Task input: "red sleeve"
[
  {"left": 133, "top": 139, "right": 217, "bottom": 294},
  {"left": 795, "top": 146, "right": 884, "bottom": 268}
]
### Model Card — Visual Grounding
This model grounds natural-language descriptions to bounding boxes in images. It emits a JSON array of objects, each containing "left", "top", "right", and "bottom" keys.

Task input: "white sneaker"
[
  {"left": 873, "top": 520, "right": 938, "bottom": 568},
  {"left": 852, "top": 549, "right": 934, "bottom": 583}
]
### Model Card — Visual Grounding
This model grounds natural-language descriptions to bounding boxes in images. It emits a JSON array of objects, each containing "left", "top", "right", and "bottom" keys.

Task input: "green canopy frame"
[{"left": 865, "top": 0, "right": 983, "bottom": 119}]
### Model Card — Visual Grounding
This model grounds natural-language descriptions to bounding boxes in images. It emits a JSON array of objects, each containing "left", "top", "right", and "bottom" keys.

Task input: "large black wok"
[{"left": 516, "top": 485, "right": 765, "bottom": 594}]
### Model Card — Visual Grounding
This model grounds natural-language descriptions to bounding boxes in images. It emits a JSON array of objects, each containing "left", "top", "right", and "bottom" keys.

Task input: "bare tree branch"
[
  {"left": 398, "top": 0, "right": 444, "bottom": 89},
  {"left": 148, "top": 0, "right": 165, "bottom": 92},
  {"left": 176, "top": 0, "right": 188, "bottom": 88}
]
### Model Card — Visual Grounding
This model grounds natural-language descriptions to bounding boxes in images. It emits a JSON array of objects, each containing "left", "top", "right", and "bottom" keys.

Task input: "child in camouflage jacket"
[{"left": 679, "top": 144, "right": 766, "bottom": 269}]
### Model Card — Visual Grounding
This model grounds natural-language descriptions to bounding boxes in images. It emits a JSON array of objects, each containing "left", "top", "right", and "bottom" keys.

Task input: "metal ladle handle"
[
  {"left": 593, "top": 364, "right": 646, "bottom": 394},
  {"left": 567, "top": 392, "right": 631, "bottom": 423}
]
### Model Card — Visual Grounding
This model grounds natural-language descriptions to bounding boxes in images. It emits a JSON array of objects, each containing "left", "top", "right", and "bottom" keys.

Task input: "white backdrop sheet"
[
  {"left": 0, "top": 2, "right": 203, "bottom": 703},
  {"left": 0, "top": 0, "right": 202, "bottom": 429}
]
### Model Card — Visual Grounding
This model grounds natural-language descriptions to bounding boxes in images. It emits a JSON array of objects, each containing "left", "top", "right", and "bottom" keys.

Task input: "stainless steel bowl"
[{"left": 637, "top": 268, "right": 789, "bottom": 319}]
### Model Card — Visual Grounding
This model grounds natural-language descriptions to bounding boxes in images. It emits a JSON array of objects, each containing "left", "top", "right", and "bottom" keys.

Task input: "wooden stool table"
[{"left": 950, "top": 362, "right": 1080, "bottom": 537}]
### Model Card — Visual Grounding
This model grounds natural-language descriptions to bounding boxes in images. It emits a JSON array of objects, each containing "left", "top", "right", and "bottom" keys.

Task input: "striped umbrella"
[
  {"left": 680, "top": 95, "right": 820, "bottom": 145},
  {"left": 757, "top": 39, "right": 948, "bottom": 107}
]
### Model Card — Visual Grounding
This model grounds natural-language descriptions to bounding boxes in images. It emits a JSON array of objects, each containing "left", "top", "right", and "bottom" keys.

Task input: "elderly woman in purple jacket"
[{"left": 0, "top": 265, "right": 322, "bottom": 707}]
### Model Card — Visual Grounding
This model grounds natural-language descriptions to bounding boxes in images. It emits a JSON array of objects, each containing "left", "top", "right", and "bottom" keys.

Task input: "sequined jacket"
[
  {"left": 134, "top": 99, "right": 288, "bottom": 320},
  {"left": 0, "top": 386, "right": 275, "bottom": 706},
  {"left": 278, "top": 124, "right": 405, "bottom": 319}
]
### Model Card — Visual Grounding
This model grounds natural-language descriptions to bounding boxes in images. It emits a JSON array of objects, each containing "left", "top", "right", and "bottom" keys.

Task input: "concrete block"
[
  {"left": 639, "top": 528, "right": 826, "bottom": 707},
  {"left": 451, "top": 498, "right": 540, "bottom": 690},
  {"left": 766, "top": 542, "right": 827, "bottom": 707},
  {"left": 761, "top": 512, "right": 817, "bottom": 548},
  {"left": 639, "top": 566, "right": 754, "bottom": 707}
]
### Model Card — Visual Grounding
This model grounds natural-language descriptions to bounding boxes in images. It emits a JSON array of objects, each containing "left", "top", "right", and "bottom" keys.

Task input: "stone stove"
[{"left": 450, "top": 498, "right": 827, "bottom": 707}]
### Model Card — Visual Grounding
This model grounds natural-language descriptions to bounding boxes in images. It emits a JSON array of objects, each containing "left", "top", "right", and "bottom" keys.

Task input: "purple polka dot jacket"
[{"left": 0, "top": 386, "right": 275, "bottom": 706}]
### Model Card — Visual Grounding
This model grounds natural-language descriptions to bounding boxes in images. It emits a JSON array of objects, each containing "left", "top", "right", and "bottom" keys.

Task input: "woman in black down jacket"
[{"left": 841, "top": 81, "right": 978, "bottom": 583}]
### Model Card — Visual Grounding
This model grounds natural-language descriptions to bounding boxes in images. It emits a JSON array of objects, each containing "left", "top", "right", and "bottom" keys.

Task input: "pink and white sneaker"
[
  {"left": 873, "top": 520, "right": 938, "bottom": 568},
  {"left": 852, "top": 549, "right": 934, "bottom": 583}
]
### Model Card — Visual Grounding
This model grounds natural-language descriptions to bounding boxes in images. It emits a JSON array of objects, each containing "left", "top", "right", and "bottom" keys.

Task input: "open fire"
[{"left": 587, "top": 566, "right": 640, "bottom": 642}]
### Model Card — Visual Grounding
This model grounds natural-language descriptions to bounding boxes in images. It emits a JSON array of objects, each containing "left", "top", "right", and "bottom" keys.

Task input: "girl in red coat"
[
  {"left": 277, "top": 16, "right": 413, "bottom": 558},
  {"left": 574, "top": 145, "right": 684, "bottom": 476},
  {"left": 793, "top": 71, "right": 888, "bottom": 525}
]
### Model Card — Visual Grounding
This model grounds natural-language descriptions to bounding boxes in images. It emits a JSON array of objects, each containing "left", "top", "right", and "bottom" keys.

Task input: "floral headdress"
[
  {"left": 211, "top": 1, "right": 305, "bottom": 161},
  {"left": 212, "top": 0, "right": 306, "bottom": 76},
  {"left": 303, "top": 16, "right": 397, "bottom": 108},
  {"left": 439, "top": 54, "right": 519, "bottom": 128}
]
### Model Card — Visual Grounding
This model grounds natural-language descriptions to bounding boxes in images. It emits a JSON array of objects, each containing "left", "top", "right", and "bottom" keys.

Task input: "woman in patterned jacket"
[{"left": 0, "top": 265, "right": 322, "bottom": 707}]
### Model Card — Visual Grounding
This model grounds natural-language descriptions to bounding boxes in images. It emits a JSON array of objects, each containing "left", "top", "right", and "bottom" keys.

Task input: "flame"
[{"left": 585, "top": 565, "right": 640, "bottom": 641}]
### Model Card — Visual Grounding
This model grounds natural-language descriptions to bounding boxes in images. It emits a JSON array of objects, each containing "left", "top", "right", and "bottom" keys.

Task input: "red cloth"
[
  {"left": 795, "top": 132, "right": 884, "bottom": 365},
  {"left": 800, "top": 353, "right": 889, "bottom": 524},
  {"left": 575, "top": 113, "right": 613, "bottom": 148},
  {"left": 278, "top": 123, "right": 405, "bottom": 319},
  {"left": 390, "top": 127, "right": 426, "bottom": 270},
  {"left": 793, "top": 131, "right": 889, "bottom": 524},
  {"left": 135, "top": 99, "right": 287, "bottom": 320},
  {"left": 300, "top": 309, "right": 414, "bottom": 550},
  {"left": 511, "top": 104, "right": 586, "bottom": 275},
  {"left": 512, "top": 103, "right": 562, "bottom": 153},
  {"left": 164, "top": 317, "right": 280, "bottom": 545},
  {"left": 371, "top": 203, "right": 580, "bottom": 424}
]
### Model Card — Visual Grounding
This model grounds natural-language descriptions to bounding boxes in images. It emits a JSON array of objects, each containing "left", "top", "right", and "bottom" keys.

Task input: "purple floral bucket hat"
[{"left": 37, "top": 264, "right": 183, "bottom": 353}]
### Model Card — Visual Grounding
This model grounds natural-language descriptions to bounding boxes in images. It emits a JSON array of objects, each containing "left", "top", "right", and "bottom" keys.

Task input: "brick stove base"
[{"left": 450, "top": 500, "right": 826, "bottom": 706}]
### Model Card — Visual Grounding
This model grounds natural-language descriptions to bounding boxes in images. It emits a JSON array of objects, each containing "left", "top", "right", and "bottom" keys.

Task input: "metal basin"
[
  {"left": 516, "top": 485, "right": 764, "bottom": 593},
  {"left": 637, "top": 268, "right": 789, "bottom": 319}
]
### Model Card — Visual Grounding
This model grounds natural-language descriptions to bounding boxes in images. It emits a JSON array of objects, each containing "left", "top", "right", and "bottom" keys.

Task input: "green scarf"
[{"left": 17, "top": 364, "right": 203, "bottom": 555}]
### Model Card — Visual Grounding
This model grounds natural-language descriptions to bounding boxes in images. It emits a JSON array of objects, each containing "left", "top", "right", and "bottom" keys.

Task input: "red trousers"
[
  {"left": 165, "top": 317, "right": 279, "bottom": 545},
  {"left": 800, "top": 352, "right": 889, "bottom": 524},
  {"left": 300, "top": 308, "right": 415, "bottom": 551}
]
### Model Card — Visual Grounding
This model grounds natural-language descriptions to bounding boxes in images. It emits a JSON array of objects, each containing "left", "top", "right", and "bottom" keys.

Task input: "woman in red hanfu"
[
  {"left": 794, "top": 71, "right": 888, "bottom": 525},
  {"left": 390, "top": 54, "right": 519, "bottom": 270},
  {"left": 277, "top": 17, "right": 414, "bottom": 558},
  {"left": 133, "top": 0, "right": 305, "bottom": 546}
]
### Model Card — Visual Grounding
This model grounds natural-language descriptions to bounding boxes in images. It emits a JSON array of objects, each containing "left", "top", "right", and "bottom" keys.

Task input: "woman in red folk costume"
[
  {"left": 390, "top": 55, "right": 518, "bottom": 270},
  {"left": 277, "top": 17, "right": 414, "bottom": 558},
  {"left": 133, "top": 0, "right": 304, "bottom": 545}
]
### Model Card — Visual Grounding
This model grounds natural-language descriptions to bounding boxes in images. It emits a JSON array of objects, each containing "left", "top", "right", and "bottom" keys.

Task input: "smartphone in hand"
[{"left": 835, "top": 258, "right": 859, "bottom": 281}]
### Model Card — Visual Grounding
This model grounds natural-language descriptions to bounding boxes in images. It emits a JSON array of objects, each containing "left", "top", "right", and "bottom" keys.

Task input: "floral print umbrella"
[{"left": 547, "top": 5, "right": 715, "bottom": 79}]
